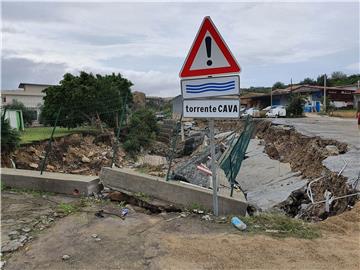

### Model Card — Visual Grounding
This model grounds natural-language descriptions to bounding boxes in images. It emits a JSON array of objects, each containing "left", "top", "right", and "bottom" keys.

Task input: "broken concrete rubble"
[{"left": 139, "top": 154, "right": 167, "bottom": 167}]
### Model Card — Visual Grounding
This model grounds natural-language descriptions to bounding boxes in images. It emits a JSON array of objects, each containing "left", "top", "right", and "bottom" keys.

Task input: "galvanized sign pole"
[{"left": 209, "top": 118, "right": 219, "bottom": 216}]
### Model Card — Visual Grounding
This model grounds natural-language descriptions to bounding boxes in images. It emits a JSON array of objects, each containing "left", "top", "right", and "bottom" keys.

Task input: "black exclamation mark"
[{"left": 205, "top": 36, "right": 212, "bottom": 66}]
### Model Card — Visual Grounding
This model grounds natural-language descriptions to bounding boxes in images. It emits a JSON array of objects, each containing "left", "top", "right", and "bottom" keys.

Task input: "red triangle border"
[{"left": 180, "top": 17, "right": 240, "bottom": 78}]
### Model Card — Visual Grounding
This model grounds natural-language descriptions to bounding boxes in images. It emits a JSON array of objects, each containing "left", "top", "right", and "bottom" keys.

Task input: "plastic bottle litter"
[
  {"left": 231, "top": 216, "right": 247, "bottom": 231},
  {"left": 121, "top": 208, "right": 129, "bottom": 217}
]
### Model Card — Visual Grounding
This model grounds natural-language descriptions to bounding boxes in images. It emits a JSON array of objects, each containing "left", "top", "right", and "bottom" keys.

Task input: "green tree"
[
  {"left": 331, "top": 71, "right": 347, "bottom": 80},
  {"left": 299, "top": 77, "right": 316, "bottom": 85},
  {"left": 316, "top": 74, "right": 333, "bottom": 87},
  {"left": 4, "top": 100, "right": 36, "bottom": 126},
  {"left": 324, "top": 97, "right": 336, "bottom": 114},
  {"left": 1, "top": 109, "right": 21, "bottom": 153},
  {"left": 41, "top": 72, "right": 133, "bottom": 129},
  {"left": 286, "top": 94, "right": 305, "bottom": 117},
  {"left": 272, "top": 81, "right": 286, "bottom": 89},
  {"left": 123, "top": 108, "right": 158, "bottom": 155}
]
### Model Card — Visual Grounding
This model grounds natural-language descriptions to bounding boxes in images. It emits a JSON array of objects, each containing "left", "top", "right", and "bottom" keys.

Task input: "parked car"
[
  {"left": 242, "top": 107, "right": 260, "bottom": 118},
  {"left": 266, "top": 105, "right": 286, "bottom": 118},
  {"left": 262, "top": 105, "right": 277, "bottom": 112}
]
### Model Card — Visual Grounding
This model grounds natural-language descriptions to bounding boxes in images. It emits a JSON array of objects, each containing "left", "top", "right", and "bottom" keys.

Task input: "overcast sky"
[{"left": 1, "top": 1, "right": 359, "bottom": 96}]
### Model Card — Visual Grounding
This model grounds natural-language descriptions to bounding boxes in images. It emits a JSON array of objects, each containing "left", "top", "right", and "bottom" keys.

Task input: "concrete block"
[
  {"left": 1, "top": 168, "right": 100, "bottom": 195},
  {"left": 100, "top": 167, "right": 247, "bottom": 216}
]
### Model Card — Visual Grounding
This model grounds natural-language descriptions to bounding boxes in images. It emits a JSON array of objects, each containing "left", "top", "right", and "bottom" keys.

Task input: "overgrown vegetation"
[
  {"left": 242, "top": 212, "right": 321, "bottom": 239},
  {"left": 286, "top": 94, "right": 305, "bottom": 117},
  {"left": 187, "top": 202, "right": 206, "bottom": 211},
  {"left": 57, "top": 203, "right": 78, "bottom": 215},
  {"left": 134, "top": 192, "right": 150, "bottom": 202},
  {"left": 324, "top": 97, "right": 336, "bottom": 114},
  {"left": 41, "top": 71, "right": 133, "bottom": 129},
  {"left": 1, "top": 109, "right": 21, "bottom": 153},
  {"left": 4, "top": 100, "right": 36, "bottom": 126},
  {"left": 123, "top": 108, "right": 158, "bottom": 155}
]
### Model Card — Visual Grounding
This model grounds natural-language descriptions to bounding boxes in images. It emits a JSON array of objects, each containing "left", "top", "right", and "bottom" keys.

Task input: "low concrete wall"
[
  {"left": 1, "top": 168, "right": 100, "bottom": 196},
  {"left": 100, "top": 167, "right": 247, "bottom": 216}
]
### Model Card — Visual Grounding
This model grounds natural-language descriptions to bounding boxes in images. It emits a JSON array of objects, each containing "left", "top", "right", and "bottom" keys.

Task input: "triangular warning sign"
[{"left": 180, "top": 16, "right": 240, "bottom": 78}]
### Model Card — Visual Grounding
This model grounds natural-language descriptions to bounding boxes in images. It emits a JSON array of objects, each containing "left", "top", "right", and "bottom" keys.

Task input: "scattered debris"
[
  {"left": 231, "top": 216, "right": 247, "bottom": 231},
  {"left": 3, "top": 133, "right": 125, "bottom": 176},
  {"left": 21, "top": 227, "right": 31, "bottom": 233},
  {"left": 29, "top": 163, "right": 39, "bottom": 169},
  {"left": 121, "top": 208, "right": 129, "bottom": 217},
  {"left": 325, "top": 145, "right": 340, "bottom": 155},
  {"left": 201, "top": 215, "right": 213, "bottom": 221},
  {"left": 139, "top": 154, "right": 167, "bottom": 167},
  {"left": 62, "top": 255, "right": 71, "bottom": 261},
  {"left": 91, "top": 234, "right": 98, "bottom": 238}
]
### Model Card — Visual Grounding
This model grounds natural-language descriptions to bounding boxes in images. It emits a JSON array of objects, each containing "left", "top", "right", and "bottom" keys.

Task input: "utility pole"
[{"left": 324, "top": 74, "right": 327, "bottom": 112}]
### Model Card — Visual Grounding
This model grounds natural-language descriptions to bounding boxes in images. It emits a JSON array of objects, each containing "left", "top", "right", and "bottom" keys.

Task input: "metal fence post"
[
  {"left": 209, "top": 118, "right": 219, "bottom": 216},
  {"left": 111, "top": 93, "right": 128, "bottom": 168},
  {"left": 40, "top": 107, "right": 61, "bottom": 175}
]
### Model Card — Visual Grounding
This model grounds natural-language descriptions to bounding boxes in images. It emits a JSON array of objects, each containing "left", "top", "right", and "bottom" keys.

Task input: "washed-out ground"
[{"left": 1, "top": 190, "right": 359, "bottom": 270}]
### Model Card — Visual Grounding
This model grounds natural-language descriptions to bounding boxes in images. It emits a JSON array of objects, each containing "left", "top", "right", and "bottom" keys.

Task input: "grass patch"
[
  {"left": 57, "top": 203, "right": 78, "bottom": 215},
  {"left": 242, "top": 212, "right": 321, "bottom": 239},
  {"left": 20, "top": 126, "right": 96, "bottom": 144},
  {"left": 187, "top": 202, "right": 207, "bottom": 212},
  {"left": 134, "top": 192, "right": 150, "bottom": 202}
]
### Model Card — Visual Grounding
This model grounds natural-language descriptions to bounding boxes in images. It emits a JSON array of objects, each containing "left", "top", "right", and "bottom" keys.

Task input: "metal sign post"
[{"left": 209, "top": 118, "right": 219, "bottom": 216}]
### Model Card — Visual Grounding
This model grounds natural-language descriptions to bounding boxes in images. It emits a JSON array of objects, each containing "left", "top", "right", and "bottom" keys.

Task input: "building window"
[{"left": 2, "top": 97, "right": 6, "bottom": 103}]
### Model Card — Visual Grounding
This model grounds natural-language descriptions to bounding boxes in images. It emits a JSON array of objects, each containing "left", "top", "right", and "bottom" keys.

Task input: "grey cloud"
[
  {"left": 1, "top": 2, "right": 68, "bottom": 23},
  {"left": 64, "top": 32, "right": 147, "bottom": 46},
  {"left": 1, "top": 57, "right": 67, "bottom": 89}
]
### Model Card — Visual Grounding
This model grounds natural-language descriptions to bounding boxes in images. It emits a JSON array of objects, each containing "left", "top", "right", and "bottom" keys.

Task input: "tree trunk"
[{"left": 96, "top": 111, "right": 104, "bottom": 133}]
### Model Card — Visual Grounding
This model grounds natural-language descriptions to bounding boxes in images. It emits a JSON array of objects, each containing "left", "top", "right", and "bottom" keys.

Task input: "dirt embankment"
[
  {"left": 2, "top": 133, "right": 125, "bottom": 176},
  {"left": 256, "top": 122, "right": 357, "bottom": 219}
]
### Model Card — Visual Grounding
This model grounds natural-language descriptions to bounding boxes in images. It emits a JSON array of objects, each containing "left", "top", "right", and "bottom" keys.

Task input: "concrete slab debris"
[
  {"left": 100, "top": 167, "right": 247, "bottom": 216},
  {"left": 1, "top": 168, "right": 100, "bottom": 195},
  {"left": 235, "top": 139, "right": 308, "bottom": 211}
]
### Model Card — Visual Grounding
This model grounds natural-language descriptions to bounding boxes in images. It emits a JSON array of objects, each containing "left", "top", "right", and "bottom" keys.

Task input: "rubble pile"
[{"left": 6, "top": 133, "right": 125, "bottom": 175}]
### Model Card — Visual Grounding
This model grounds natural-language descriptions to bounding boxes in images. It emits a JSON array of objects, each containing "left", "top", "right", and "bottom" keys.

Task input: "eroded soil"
[{"left": 1, "top": 191, "right": 359, "bottom": 270}]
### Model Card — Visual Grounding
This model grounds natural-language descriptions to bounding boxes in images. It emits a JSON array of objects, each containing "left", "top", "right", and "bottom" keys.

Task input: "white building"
[{"left": 1, "top": 83, "right": 54, "bottom": 122}]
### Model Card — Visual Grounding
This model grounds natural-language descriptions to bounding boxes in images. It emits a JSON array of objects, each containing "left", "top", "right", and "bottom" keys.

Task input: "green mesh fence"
[{"left": 220, "top": 116, "right": 255, "bottom": 196}]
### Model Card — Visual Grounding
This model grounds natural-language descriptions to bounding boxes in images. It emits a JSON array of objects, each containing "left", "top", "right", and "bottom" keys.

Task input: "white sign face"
[
  {"left": 181, "top": 75, "right": 240, "bottom": 99},
  {"left": 183, "top": 99, "right": 240, "bottom": 118}
]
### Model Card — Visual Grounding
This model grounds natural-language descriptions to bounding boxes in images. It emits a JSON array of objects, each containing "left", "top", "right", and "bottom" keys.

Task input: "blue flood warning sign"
[{"left": 181, "top": 75, "right": 240, "bottom": 99}]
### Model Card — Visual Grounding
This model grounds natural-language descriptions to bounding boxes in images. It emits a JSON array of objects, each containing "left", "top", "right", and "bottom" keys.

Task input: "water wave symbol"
[{"left": 186, "top": 80, "right": 235, "bottom": 93}]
